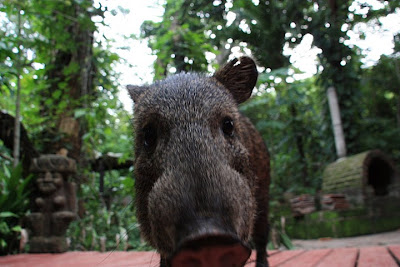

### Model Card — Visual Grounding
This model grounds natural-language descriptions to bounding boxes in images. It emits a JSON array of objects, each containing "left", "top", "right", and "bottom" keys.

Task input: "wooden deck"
[{"left": 1, "top": 245, "right": 399, "bottom": 266}]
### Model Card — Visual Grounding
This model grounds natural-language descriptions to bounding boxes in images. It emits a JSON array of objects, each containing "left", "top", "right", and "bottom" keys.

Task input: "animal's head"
[{"left": 128, "top": 57, "right": 258, "bottom": 266}]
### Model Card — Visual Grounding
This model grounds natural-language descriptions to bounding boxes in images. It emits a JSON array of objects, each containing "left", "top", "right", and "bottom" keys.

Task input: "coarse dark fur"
[{"left": 128, "top": 57, "right": 270, "bottom": 267}]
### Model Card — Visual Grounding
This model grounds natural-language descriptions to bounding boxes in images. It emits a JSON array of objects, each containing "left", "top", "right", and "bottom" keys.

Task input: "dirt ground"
[{"left": 292, "top": 229, "right": 400, "bottom": 249}]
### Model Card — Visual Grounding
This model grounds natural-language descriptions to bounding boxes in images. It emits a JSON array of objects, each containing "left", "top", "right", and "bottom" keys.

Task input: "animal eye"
[
  {"left": 222, "top": 117, "right": 234, "bottom": 137},
  {"left": 143, "top": 124, "right": 157, "bottom": 148}
]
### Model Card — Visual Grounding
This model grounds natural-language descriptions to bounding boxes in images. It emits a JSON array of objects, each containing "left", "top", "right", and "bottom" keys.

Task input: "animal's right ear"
[
  {"left": 214, "top": 56, "right": 258, "bottom": 104},
  {"left": 127, "top": 85, "right": 148, "bottom": 103}
]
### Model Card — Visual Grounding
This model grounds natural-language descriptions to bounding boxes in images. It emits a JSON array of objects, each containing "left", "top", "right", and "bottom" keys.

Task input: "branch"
[{"left": 90, "top": 154, "right": 134, "bottom": 172}]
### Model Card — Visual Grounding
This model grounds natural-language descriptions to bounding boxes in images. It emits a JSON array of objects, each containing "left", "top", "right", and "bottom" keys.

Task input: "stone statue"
[{"left": 26, "top": 154, "right": 77, "bottom": 253}]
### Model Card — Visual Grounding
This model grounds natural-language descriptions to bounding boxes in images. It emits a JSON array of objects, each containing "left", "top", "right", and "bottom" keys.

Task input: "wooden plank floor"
[{"left": 1, "top": 245, "right": 399, "bottom": 266}]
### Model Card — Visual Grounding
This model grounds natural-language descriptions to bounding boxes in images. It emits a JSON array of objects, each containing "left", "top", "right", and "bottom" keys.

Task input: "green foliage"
[
  {"left": 267, "top": 201, "right": 294, "bottom": 250},
  {"left": 228, "top": 0, "right": 310, "bottom": 69},
  {"left": 141, "top": 0, "right": 225, "bottom": 79},
  {"left": 241, "top": 72, "right": 334, "bottom": 196},
  {"left": 305, "top": 1, "right": 365, "bottom": 154},
  {"left": 0, "top": 163, "right": 32, "bottom": 255},
  {"left": 67, "top": 172, "right": 150, "bottom": 251},
  {"left": 1, "top": 0, "right": 137, "bottom": 253},
  {"left": 1, "top": 0, "right": 399, "bottom": 253},
  {"left": 79, "top": 99, "right": 133, "bottom": 160},
  {"left": 0, "top": 0, "right": 124, "bottom": 157},
  {"left": 285, "top": 205, "right": 400, "bottom": 239},
  {"left": 226, "top": 0, "right": 400, "bottom": 157},
  {"left": 359, "top": 55, "right": 400, "bottom": 163},
  {"left": 141, "top": 0, "right": 400, "bottom": 217},
  {"left": 0, "top": 212, "right": 20, "bottom": 251},
  {"left": 0, "top": 1, "right": 132, "bottom": 158},
  {"left": 0, "top": 163, "right": 31, "bottom": 213}
]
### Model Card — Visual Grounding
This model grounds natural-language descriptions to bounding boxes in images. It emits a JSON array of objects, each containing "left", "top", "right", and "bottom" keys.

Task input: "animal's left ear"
[
  {"left": 213, "top": 56, "right": 258, "bottom": 104},
  {"left": 127, "top": 84, "right": 148, "bottom": 103}
]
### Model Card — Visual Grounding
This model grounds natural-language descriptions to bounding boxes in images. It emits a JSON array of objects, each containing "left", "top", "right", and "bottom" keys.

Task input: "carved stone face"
[{"left": 37, "top": 171, "right": 63, "bottom": 194}]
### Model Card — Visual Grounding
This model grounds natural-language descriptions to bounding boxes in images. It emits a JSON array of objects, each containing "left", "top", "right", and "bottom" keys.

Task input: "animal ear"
[
  {"left": 214, "top": 56, "right": 258, "bottom": 104},
  {"left": 127, "top": 85, "right": 148, "bottom": 102}
]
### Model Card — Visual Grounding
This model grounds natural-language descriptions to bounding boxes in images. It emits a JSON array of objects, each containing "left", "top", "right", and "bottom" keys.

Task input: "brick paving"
[{"left": 1, "top": 245, "right": 399, "bottom": 266}]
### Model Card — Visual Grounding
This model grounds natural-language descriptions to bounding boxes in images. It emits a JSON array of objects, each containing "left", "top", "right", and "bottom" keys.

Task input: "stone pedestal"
[{"left": 26, "top": 155, "right": 77, "bottom": 253}]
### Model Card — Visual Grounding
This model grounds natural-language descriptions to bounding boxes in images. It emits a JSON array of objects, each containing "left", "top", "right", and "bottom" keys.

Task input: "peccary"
[{"left": 128, "top": 56, "right": 270, "bottom": 267}]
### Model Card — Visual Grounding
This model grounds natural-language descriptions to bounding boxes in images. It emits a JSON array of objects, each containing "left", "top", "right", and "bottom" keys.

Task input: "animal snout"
[{"left": 171, "top": 233, "right": 251, "bottom": 267}]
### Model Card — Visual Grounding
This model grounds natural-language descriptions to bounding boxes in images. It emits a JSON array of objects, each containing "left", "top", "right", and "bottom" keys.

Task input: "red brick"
[
  {"left": 279, "top": 249, "right": 332, "bottom": 267},
  {"left": 0, "top": 246, "right": 398, "bottom": 266},
  {"left": 388, "top": 245, "right": 400, "bottom": 263},
  {"left": 315, "top": 247, "right": 358, "bottom": 267},
  {"left": 358, "top": 246, "right": 397, "bottom": 267},
  {"left": 267, "top": 250, "right": 305, "bottom": 266}
]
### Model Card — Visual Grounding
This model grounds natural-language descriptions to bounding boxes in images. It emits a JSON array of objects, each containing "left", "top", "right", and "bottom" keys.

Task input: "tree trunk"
[
  {"left": 13, "top": 6, "right": 22, "bottom": 168},
  {"left": 39, "top": 1, "right": 94, "bottom": 163},
  {"left": 0, "top": 111, "right": 39, "bottom": 175},
  {"left": 289, "top": 104, "right": 309, "bottom": 186},
  {"left": 393, "top": 56, "right": 400, "bottom": 128},
  {"left": 327, "top": 86, "right": 347, "bottom": 159}
]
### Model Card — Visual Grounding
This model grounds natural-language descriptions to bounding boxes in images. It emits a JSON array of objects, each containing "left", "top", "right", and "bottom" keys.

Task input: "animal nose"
[{"left": 171, "top": 234, "right": 251, "bottom": 267}]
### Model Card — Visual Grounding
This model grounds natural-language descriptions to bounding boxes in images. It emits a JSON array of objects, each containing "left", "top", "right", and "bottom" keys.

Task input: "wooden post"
[{"left": 327, "top": 86, "right": 347, "bottom": 159}]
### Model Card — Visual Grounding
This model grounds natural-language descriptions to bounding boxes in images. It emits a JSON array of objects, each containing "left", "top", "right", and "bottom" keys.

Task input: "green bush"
[
  {"left": 0, "top": 163, "right": 32, "bottom": 255},
  {"left": 67, "top": 171, "right": 151, "bottom": 251},
  {"left": 268, "top": 201, "right": 294, "bottom": 249}
]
